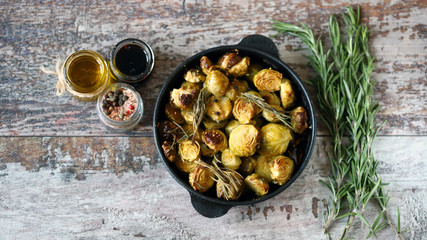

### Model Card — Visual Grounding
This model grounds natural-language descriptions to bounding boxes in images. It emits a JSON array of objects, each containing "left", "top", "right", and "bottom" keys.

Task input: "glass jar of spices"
[
  {"left": 109, "top": 38, "right": 155, "bottom": 85},
  {"left": 63, "top": 50, "right": 110, "bottom": 101},
  {"left": 97, "top": 83, "right": 144, "bottom": 132}
]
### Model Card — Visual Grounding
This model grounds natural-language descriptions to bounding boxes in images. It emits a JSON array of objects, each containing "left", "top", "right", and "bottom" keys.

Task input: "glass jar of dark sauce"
[{"left": 110, "top": 38, "right": 155, "bottom": 85}]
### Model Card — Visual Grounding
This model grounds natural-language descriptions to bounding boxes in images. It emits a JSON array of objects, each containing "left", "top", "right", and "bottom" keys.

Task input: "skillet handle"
[
  {"left": 238, "top": 34, "right": 280, "bottom": 58},
  {"left": 190, "top": 193, "right": 232, "bottom": 218}
]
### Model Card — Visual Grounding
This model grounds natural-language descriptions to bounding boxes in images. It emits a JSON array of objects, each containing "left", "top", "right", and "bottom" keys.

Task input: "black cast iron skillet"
[{"left": 153, "top": 34, "right": 316, "bottom": 218}]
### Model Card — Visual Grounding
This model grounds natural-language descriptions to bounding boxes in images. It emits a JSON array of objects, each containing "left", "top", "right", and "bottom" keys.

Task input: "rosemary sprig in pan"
[
  {"left": 196, "top": 156, "right": 243, "bottom": 200},
  {"left": 165, "top": 120, "right": 193, "bottom": 154},
  {"left": 171, "top": 120, "right": 190, "bottom": 140},
  {"left": 192, "top": 89, "right": 210, "bottom": 141},
  {"left": 241, "top": 92, "right": 294, "bottom": 130},
  {"left": 272, "top": 6, "right": 404, "bottom": 240}
]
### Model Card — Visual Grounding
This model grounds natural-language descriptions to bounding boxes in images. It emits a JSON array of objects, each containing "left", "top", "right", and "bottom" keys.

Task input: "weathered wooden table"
[{"left": 1, "top": 1, "right": 426, "bottom": 239}]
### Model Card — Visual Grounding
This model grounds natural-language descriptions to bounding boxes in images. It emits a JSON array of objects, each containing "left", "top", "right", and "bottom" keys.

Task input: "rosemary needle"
[{"left": 272, "top": 6, "right": 403, "bottom": 240}]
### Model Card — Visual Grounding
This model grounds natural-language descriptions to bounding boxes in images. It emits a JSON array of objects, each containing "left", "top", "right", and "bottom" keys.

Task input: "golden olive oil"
[
  {"left": 63, "top": 50, "right": 109, "bottom": 100},
  {"left": 68, "top": 56, "right": 101, "bottom": 91}
]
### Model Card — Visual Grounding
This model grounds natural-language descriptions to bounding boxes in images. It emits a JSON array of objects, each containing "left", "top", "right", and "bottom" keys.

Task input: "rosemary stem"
[
  {"left": 383, "top": 208, "right": 404, "bottom": 240},
  {"left": 341, "top": 214, "right": 355, "bottom": 240},
  {"left": 341, "top": 189, "right": 361, "bottom": 239}
]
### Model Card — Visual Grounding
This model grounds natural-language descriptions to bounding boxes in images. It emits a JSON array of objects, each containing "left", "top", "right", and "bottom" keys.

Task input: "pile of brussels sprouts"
[{"left": 158, "top": 50, "right": 308, "bottom": 200}]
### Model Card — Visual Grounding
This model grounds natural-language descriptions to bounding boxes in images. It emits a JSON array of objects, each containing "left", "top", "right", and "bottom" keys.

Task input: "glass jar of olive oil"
[{"left": 63, "top": 50, "right": 110, "bottom": 101}]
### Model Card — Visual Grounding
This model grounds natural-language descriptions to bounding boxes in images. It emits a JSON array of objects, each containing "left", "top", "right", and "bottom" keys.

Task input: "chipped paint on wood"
[
  {"left": 1, "top": 136, "right": 426, "bottom": 239},
  {"left": 0, "top": 0, "right": 425, "bottom": 136},
  {"left": 0, "top": 137, "right": 43, "bottom": 170},
  {"left": 0, "top": 0, "right": 426, "bottom": 239},
  {"left": 0, "top": 136, "right": 158, "bottom": 180}
]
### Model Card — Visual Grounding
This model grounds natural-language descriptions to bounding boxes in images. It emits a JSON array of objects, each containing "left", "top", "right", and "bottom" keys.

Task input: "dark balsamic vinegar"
[{"left": 115, "top": 44, "right": 147, "bottom": 76}]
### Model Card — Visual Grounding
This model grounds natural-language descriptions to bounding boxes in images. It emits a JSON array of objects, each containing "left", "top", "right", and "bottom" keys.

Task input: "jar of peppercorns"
[{"left": 96, "top": 83, "right": 143, "bottom": 132}]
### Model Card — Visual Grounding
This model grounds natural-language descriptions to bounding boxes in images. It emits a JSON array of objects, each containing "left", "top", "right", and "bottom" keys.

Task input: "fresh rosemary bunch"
[{"left": 272, "top": 6, "right": 403, "bottom": 239}]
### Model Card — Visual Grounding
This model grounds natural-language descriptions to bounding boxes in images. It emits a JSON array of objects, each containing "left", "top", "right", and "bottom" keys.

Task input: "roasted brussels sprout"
[
  {"left": 165, "top": 102, "right": 185, "bottom": 125},
  {"left": 157, "top": 120, "right": 179, "bottom": 141},
  {"left": 257, "top": 123, "right": 293, "bottom": 156},
  {"left": 189, "top": 165, "right": 215, "bottom": 192},
  {"left": 290, "top": 106, "right": 308, "bottom": 134},
  {"left": 253, "top": 116, "right": 264, "bottom": 129},
  {"left": 280, "top": 78, "right": 296, "bottom": 109},
  {"left": 244, "top": 173, "right": 269, "bottom": 196},
  {"left": 221, "top": 148, "right": 242, "bottom": 170},
  {"left": 184, "top": 68, "right": 206, "bottom": 83},
  {"left": 205, "top": 70, "right": 229, "bottom": 97},
  {"left": 175, "top": 156, "right": 198, "bottom": 173},
  {"left": 217, "top": 52, "right": 250, "bottom": 77},
  {"left": 239, "top": 156, "right": 257, "bottom": 175},
  {"left": 228, "top": 56, "right": 250, "bottom": 77},
  {"left": 217, "top": 52, "right": 241, "bottom": 68},
  {"left": 262, "top": 104, "right": 285, "bottom": 123},
  {"left": 182, "top": 124, "right": 203, "bottom": 142},
  {"left": 200, "top": 142, "right": 216, "bottom": 157},
  {"left": 232, "top": 97, "right": 257, "bottom": 124},
  {"left": 253, "top": 69, "right": 282, "bottom": 92},
  {"left": 229, "top": 124, "right": 260, "bottom": 157},
  {"left": 259, "top": 91, "right": 281, "bottom": 106},
  {"left": 246, "top": 63, "right": 263, "bottom": 82},
  {"left": 246, "top": 91, "right": 263, "bottom": 115},
  {"left": 200, "top": 56, "right": 214, "bottom": 75},
  {"left": 225, "top": 119, "right": 258, "bottom": 137},
  {"left": 254, "top": 155, "right": 273, "bottom": 183},
  {"left": 218, "top": 52, "right": 240, "bottom": 71},
  {"left": 170, "top": 87, "right": 198, "bottom": 110},
  {"left": 225, "top": 120, "right": 240, "bottom": 137},
  {"left": 217, "top": 170, "right": 244, "bottom": 200},
  {"left": 206, "top": 96, "right": 232, "bottom": 122},
  {"left": 202, "top": 129, "right": 228, "bottom": 152},
  {"left": 270, "top": 155, "right": 294, "bottom": 185},
  {"left": 181, "top": 109, "right": 194, "bottom": 124},
  {"left": 203, "top": 118, "right": 228, "bottom": 130},
  {"left": 181, "top": 80, "right": 202, "bottom": 92},
  {"left": 162, "top": 141, "right": 178, "bottom": 162},
  {"left": 225, "top": 79, "right": 249, "bottom": 101},
  {"left": 178, "top": 140, "right": 201, "bottom": 162}
]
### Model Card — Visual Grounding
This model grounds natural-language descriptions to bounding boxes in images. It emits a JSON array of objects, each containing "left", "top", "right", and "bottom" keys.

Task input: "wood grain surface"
[{"left": 0, "top": 0, "right": 426, "bottom": 239}]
